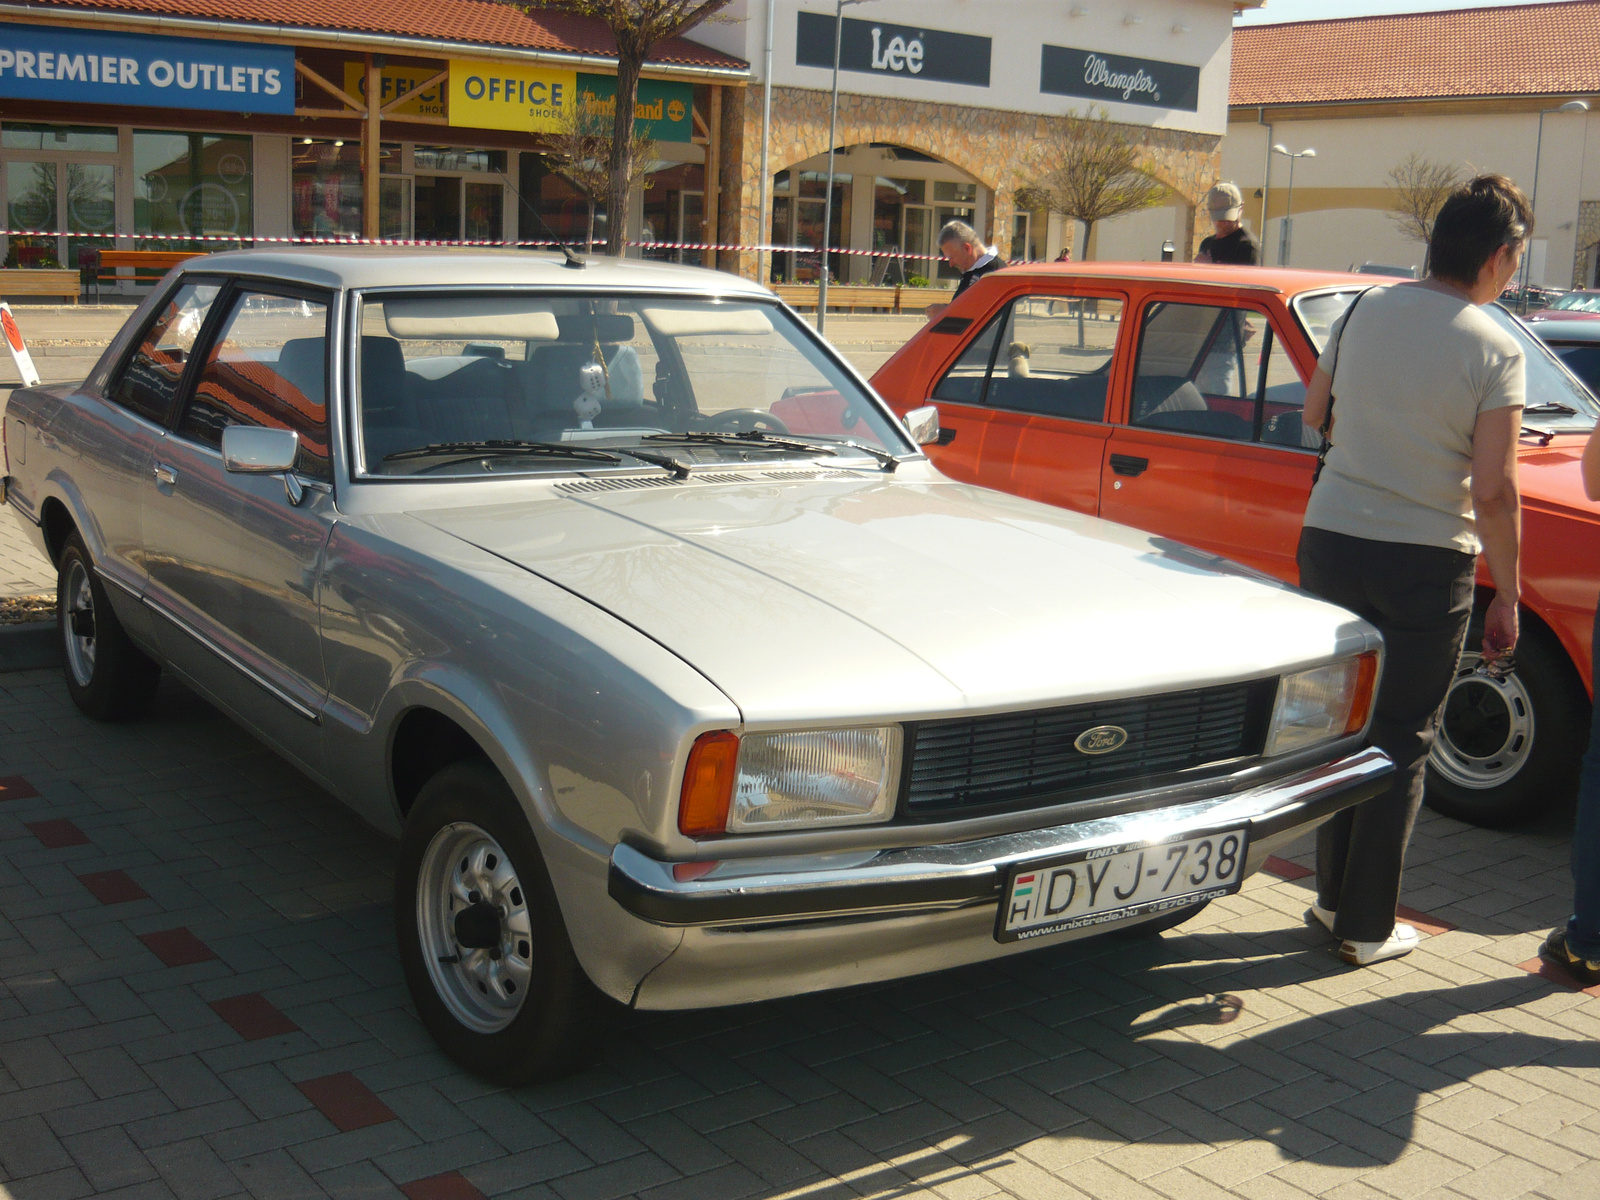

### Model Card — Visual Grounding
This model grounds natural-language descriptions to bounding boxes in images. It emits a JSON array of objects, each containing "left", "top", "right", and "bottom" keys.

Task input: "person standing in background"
[
  {"left": 1542, "top": 421, "right": 1600, "bottom": 984},
  {"left": 1297, "top": 174, "right": 1529, "bottom": 966},
  {"left": 925, "top": 220, "right": 1003, "bottom": 322},
  {"left": 1195, "top": 183, "right": 1261, "bottom": 265}
]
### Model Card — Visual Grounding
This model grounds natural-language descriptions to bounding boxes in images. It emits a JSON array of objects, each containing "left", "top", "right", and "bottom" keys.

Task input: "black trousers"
[{"left": 1296, "top": 527, "right": 1476, "bottom": 941}]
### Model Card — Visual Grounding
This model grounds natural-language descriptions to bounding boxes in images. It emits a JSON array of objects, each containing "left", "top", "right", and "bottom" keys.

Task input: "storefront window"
[
  {"left": 292, "top": 139, "right": 361, "bottom": 239},
  {"left": 414, "top": 146, "right": 506, "bottom": 174},
  {"left": 464, "top": 182, "right": 504, "bottom": 241},
  {"left": 2, "top": 123, "right": 118, "bottom": 153},
  {"left": 521, "top": 154, "right": 605, "bottom": 250},
  {"left": 641, "top": 162, "right": 704, "bottom": 263},
  {"left": 934, "top": 180, "right": 978, "bottom": 204},
  {"left": 135, "top": 131, "right": 253, "bottom": 249},
  {"left": 380, "top": 177, "right": 411, "bottom": 239}
]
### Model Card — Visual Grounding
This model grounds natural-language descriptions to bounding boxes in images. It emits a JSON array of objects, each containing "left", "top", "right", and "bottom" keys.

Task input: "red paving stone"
[
  {"left": 401, "top": 1173, "right": 489, "bottom": 1200},
  {"left": 25, "top": 818, "right": 89, "bottom": 848},
  {"left": 210, "top": 993, "right": 300, "bottom": 1041},
  {"left": 1397, "top": 903, "right": 1456, "bottom": 936},
  {"left": 296, "top": 1072, "right": 397, "bottom": 1132},
  {"left": 0, "top": 775, "right": 38, "bottom": 801},
  {"left": 76, "top": 869, "right": 149, "bottom": 904},
  {"left": 1518, "top": 956, "right": 1600, "bottom": 998},
  {"left": 1263, "top": 855, "right": 1314, "bottom": 881},
  {"left": 139, "top": 927, "right": 219, "bottom": 967}
]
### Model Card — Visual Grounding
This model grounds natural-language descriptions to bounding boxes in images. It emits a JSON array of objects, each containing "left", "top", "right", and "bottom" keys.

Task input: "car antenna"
[{"left": 498, "top": 170, "right": 586, "bottom": 270}]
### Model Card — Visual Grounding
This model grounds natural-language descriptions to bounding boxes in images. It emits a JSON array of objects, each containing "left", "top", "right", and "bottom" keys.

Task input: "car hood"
[
  {"left": 413, "top": 474, "right": 1376, "bottom": 725},
  {"left": 1518, "top": 438, "right": 1600, "bottom": 517}
]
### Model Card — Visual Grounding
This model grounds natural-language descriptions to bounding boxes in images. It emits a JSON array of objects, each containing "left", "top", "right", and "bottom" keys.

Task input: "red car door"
[
  {"left": 920, "top": 285, "right": 1130, "bottom": 516},
  {"left": 1098, "top": 294, "right": 1315, "bottom": 584}
]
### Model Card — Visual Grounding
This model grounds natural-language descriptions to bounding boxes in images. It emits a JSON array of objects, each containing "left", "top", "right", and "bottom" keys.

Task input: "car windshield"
[
  {"left": 1292, "top": 288, "right": 1600, "bottom": 432},
  {"left": 355, "top": 292, "right": 910, "bottom": 477},
  {"left": 1550, "top": 292, "right": 1600, "bottom": 313}
]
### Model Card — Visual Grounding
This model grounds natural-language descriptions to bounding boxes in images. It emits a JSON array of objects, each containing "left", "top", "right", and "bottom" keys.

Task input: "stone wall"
[{"left": 716, "top": 85, "right": 1221, "bottom": 279}]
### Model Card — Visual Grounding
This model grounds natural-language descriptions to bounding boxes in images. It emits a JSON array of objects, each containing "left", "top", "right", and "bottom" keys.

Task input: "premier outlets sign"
[
  {"left": 0, "top": 24, "right": 294, "bottom": 113},
  {"left": 1040, "top": 44, "right": 1200, "bottom": 112},
  {"left": 795, "top": 12, "right": 990, "bottom": 88}
]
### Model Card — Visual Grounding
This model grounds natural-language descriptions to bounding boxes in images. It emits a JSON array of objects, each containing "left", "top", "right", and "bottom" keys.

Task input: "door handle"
[
  {"left": 1109, "top": 454, "right": 1148, "bottom": 478},
  {"left": 153, "top": 463, "right": 177, "bottom": 486}
]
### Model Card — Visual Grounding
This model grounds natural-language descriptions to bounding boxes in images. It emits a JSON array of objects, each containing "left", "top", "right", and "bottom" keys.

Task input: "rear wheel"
[
  {"left": 1425, "top": 616, "right": 1588, "bottom": 828},
  {"left": 395, "top": 760, "right": 608, "bottom": 1083},
  {"left": 56, "top": 533, "right": 159, "bottom": 720}
]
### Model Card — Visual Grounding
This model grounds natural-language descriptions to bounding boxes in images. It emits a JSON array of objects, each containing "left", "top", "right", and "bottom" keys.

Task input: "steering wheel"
[{"left": 704, "top": 408, "right": 792, "bottom": 435}]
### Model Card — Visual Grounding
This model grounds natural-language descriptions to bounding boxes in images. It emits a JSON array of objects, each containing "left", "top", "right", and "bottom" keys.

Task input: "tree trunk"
[
  {"left": 587, "top": 200, "right": 596, "bottom": 254},
  {"left": 1081, "top": 219, "right": 1094, "bottom": 262},
  {"left": 605, "top": 44, "right": 645, "bottom": 257}
]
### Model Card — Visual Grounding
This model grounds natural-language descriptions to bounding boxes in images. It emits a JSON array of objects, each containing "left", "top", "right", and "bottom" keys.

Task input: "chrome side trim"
[
  {"left": 139, "top": 592, "right": 321, "bottom": 723},
  {"left": 610, "top": 747, "right": 1392, "bottom": 927}
]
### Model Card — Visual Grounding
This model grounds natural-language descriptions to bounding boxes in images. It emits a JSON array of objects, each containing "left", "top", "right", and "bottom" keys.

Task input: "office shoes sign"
[
  {"left": 795, "top": 12, "right": 990, "bottom": 88},
  {"left": 0, "top": 23, "right": 293, "bottom": 113},
  {"left": 1040, "top": 44, "right": 1200, "bottom": 112}
]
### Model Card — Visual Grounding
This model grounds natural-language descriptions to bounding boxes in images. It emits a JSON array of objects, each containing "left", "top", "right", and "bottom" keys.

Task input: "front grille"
[{"left": 903, "top": 680, "right": 1275, "bottom": 816}]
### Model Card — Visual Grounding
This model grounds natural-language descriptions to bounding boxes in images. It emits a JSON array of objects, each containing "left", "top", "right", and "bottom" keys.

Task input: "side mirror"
[
  {"left": 902, "top": 404, "right": 941, "bottom": 446},
  {"left": 223, "top": 425, "right": 299, "bottom": 474}
]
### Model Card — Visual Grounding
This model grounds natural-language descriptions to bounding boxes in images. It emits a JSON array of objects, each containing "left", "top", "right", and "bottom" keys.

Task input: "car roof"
[
  {"left": 1530, "top": 318, "right": 1600, "bottom": 342},
  {"left": 174, "top": 247, "right": 777, "bottom": 297},
  {"left": 987, "top": 261, "right": 1376, "bottom": 297}
]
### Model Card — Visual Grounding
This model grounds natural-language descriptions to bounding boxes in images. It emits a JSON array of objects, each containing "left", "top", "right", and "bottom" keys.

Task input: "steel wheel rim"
[
  {"left": 1431, "top": 652, "right": 1535, "bottom": 790},
  {"left": 62, "top": 558, "right": 96, "bottom": 688},
  {"left": 416, "top": 821, "right": 534, "bottom": 1034}
]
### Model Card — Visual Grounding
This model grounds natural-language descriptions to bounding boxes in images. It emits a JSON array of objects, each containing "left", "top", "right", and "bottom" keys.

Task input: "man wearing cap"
[{"left": 1196, "top": 183, "right": 1261, "bottom": 265}]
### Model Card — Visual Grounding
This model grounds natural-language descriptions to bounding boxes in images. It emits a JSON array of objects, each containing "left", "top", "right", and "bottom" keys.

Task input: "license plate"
[{"left": 995, "top": 827, "right": 1249, "bottom": 943}]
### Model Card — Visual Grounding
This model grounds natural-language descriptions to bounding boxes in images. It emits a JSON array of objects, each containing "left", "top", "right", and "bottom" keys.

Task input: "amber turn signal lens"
[
  {"left": 678, "top": 730, "right": 740, "bottom": 836},
  {"left": 1343, "top": 651, "right": 1380, "bottom": 736}
]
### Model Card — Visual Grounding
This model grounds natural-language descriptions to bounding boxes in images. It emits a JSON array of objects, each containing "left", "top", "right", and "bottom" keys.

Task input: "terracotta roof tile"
[
  {"left": 10, "top": 0, "right": 748, "bottom": 70},
  {"left": 1231, "top": 1, "right": 1600, "bottom": 106}
]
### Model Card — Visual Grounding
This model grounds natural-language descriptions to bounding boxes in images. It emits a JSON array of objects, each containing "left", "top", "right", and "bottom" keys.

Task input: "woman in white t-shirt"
[{"left": 1298, "top": 175, "right": 1530, "bottom": 967}]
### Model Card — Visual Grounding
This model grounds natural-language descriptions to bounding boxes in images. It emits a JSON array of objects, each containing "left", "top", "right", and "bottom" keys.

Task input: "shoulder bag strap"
[{"left": 1313, "top": 287, "right": 1374, "bottom": 485}]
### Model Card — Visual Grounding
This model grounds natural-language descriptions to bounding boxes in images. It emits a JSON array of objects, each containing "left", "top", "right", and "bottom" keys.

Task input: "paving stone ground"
[{"left": 3, "top": 301, "right": 1600, "bottom": 1200}]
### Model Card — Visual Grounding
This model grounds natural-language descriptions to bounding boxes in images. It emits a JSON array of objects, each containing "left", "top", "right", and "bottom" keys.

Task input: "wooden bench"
[
  {"left": 82, "top": 249, "right": 206, "bottom": 299},
  {"left": 0, "top": 268, "right": 80, "bottom": 304},
  {"left": 771, "top": 284, "right": 943, "bottom": 314}
]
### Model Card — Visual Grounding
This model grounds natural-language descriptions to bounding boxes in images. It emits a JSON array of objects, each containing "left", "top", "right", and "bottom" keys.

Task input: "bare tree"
[
  {"left": 1387, "top": 152, "right": 1464, "bottom": 247},
  {"left": 530, "top": 1, "right": 732, "bottom": 255},
  {"left": 1020, "top": 108, "right": 1166, "bottom": 260},
  {"left": 542, "top": 101, "right": 654, "bottom": 252}
]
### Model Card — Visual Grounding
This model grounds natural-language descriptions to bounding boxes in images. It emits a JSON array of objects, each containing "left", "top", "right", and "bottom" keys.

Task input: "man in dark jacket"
[{"left": 925, "top": 220, "right": 1002, "bottom": 320}]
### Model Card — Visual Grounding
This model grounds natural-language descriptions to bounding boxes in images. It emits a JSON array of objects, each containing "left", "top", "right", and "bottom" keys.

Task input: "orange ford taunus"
[{"left": 872, "top": 263, "right": 1600, "bottom": 829}]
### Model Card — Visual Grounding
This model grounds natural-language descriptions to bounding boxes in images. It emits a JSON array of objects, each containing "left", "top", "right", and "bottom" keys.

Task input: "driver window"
[{"left": 1131, "top": 302, "right": 1268, "bottom": 443}]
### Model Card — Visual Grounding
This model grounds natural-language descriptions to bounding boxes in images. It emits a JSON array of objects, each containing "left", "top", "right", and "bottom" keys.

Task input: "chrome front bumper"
[{"left": 609, "top": 747, "right": 1393, "bottom": 928}]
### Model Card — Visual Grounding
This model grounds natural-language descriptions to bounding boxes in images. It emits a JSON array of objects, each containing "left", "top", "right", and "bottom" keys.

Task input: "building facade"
[
  {"left": 0, "top": 0, "right": 747, "bottom": 281},
  {"left": 694, "top": 0, "right": 1242, "bottom": 282},
  {"left": 1223, "top": 3, "right": 1600, "bottom": 288}
]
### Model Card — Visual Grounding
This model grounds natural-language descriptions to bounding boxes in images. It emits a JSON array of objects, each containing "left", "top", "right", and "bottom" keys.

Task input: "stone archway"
[{"left": 717, "top": 85, "right": 1222, "bottom": 278}]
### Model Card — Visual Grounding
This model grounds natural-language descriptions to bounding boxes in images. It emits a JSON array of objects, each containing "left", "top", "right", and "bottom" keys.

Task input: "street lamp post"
[
  {"left": 1271, "top": 144, "right": 1316, "bottom": 267},
  {"left": 1521, "top": 99, "right": 1589, "bottom": 312},
  {"left": 817, "top": 0, "right": 873, "bottom": 335}
]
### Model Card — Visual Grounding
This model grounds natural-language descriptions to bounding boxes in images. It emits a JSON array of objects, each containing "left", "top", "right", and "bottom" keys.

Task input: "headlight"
[
  {"left": 1264, "top": 652, "right": 1380, "bottom": 757},
  {"left": 678, "top": 726, "right": 902, "bottom": 836}
]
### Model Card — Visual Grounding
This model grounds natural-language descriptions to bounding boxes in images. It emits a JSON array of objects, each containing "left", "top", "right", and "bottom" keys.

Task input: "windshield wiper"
[
  {"left": 619, "top": 446, "right": 695, "bottom": 479},
  {"left": 816, "top": 438, "right": 904, "bottom": 471},
  {"left": 1524, "top": 401, "right": 1581, "bottom": 416},
  {"left": 384, "top": 440, "right": 623, "bottom": 465},
  {"left": 644, "top": 431, "right": 841, "bottom": 457}
]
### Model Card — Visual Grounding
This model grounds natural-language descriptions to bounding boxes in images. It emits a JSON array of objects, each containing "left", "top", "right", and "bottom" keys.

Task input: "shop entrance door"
[
  {"left": 414, "top": 175, "right": 462, "bottom": 240},
  {"left": 4, "top": 156, "right": 116, "bottom": 269},
  {"left": 903, "top": 205, "right": 932, "bottom": 281}
]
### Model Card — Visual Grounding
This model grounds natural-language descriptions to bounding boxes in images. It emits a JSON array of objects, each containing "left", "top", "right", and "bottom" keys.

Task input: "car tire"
[
  {"left": 1112, "top": 899, "right": 1211, "bottom": 939},
  {"left": 57, "top": 533, "right": 160, "bottom": 721},
  {"left": 395, "top": 759, "right": 609, "bottom": 1083},
  {"left": 1425, "top": 615, "right": 1589, "bottom": 829}
]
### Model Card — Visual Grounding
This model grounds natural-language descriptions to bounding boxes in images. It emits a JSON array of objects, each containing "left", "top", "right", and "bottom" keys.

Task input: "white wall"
[
  {"left": 253, "top": 134, "right": 291, "bottom": 240},
  {"left": 702, "top": 0, "right": 1235, "bottom": 135},
  {"left": 1222, "top": 107, "right": 1592, "bottom": 285},
  {"left": 1095, "top": 203, "right": 1186, "bottom": 262}
]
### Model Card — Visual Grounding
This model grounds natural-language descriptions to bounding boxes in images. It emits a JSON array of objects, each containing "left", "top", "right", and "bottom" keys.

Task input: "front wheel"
[
  {"left": 395, "top": 760, "right": 608, "bottom": 1083},
  {"left": 1425, "top": 617, "right": 1589, "bottom": 828}
]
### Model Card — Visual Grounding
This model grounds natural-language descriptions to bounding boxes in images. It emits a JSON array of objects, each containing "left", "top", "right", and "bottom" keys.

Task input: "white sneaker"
[
  {"left": 1308, "top": 904, "right": 1336, "bottom": 934},
  {"left": 1339, "top": 924, "right": 1420, "bottom": 966}
]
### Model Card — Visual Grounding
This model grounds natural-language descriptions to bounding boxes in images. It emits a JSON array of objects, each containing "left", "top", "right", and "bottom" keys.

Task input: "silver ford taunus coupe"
[{"left": 2, "top": 250, "right": 1393, "bottom": 1081}]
